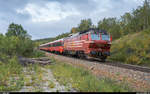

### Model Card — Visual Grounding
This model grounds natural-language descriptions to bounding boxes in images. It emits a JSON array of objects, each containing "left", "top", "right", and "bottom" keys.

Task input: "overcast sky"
[{"left": 0, "top": 0, "right": 144, "bottom": 40}]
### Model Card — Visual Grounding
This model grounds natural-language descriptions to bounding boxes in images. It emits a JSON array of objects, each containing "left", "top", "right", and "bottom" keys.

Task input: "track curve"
[{"left": 44, "top": 51, "right": 150, "bottom": 91}]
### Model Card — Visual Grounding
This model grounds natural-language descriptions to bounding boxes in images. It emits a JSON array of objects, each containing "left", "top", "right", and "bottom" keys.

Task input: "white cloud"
[
  {"left": 16, "top": 2, "right": 80, "bottom": 22},
  {"left": 11, "top": 0, "right": 144, "bottom": 39},
  {"left": 89, "top": 0, "right": 144, "bottom": 24},
  {"left": 123, "top": 0, "right": 144, "bottom": 5}
]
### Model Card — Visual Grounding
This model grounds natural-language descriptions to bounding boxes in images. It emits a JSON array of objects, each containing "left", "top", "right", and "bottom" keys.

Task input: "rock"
[
  {"left": 18, "top": 57, "right": 51, "bottom": 66},
  {"left": 90, "top": 66, "right": 95, "bottom": 70}
]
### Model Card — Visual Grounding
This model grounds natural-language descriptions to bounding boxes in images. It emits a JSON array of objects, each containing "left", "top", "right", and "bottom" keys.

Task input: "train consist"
[{"left": 39, "top": 28, "right": 112, "bottom": 61}]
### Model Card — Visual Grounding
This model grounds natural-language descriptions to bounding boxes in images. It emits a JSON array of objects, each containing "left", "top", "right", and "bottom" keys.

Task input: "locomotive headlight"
[
  {"left": 89, "top": 41, "right": 94, "bottom": 43},
  {"left": 90, "top": 51, "right": 97, "bottom": 55},
  {"left": 107, "top": 41, "right": 111, "bottom": 44},
  {"left": 108, "top": 41, "right": 110, "bottom": 44}
]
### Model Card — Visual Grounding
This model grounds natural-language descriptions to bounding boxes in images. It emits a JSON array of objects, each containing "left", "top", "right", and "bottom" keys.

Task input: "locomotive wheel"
[
  {"left": 76, "top": 51, "right": 80, "bottom": 58},
  {"left": 101, "top": 59, "right": 106, "bottom": 62},
  {"left": 101, "top": 56, "right": 107, "bottom": 62},
  {"left": 80, "top": 54, "right": 85, "bottom": 59},
  {"left": 77, "top": 51, "right": 86, "bottom": 59}
]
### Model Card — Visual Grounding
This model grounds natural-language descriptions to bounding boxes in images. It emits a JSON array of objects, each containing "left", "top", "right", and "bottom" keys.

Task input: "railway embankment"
[
  {"left": 109, "top": 30, "right": 150, "bottom": 68},
  {"left": 46, "top": 52, "right": 150, "bottom": 92}
]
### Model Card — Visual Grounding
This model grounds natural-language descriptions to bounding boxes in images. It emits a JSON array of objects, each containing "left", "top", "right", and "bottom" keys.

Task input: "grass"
[
  {"left": 28, "top": 64, "right": 43, "bottom": 83},
  {"left": 0, "top": 55, "right": 46, "bottom": 92},
  {"left": 45, "top": 57, "right": 132, "bottom": 92},
  {"left": 108, "top": 29, "right": 150, "bottom": 67},
  {"left": 30, "top": 50, "right": 46, "bottom": 58},
  {"left": 48, "top": 81, "right": 55, "bottom": 88},
  {"left": 21, "top": 63, "right": 45, "bottom": 92},
  {"left": 0, "top": 56, "right": 24, "bottom": 91}
]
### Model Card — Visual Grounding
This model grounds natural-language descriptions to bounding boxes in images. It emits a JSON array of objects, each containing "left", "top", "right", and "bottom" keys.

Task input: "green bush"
[
  {"left": 30, "top": 50, "right": 45, "bottom": 58},
  {"left": 0, "top": 23, "right": 39, "bottom": 58},
  {"left": 0, "top": 35, "right": 37, "bottom": 58}
]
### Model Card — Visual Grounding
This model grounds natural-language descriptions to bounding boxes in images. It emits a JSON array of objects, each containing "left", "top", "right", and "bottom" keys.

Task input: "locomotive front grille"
[
  {"left": 102, "top": 52, "right": 110, "bottom": 56},
  {"left": 90, "top": 51, "right": 110, "bottom": 56}
]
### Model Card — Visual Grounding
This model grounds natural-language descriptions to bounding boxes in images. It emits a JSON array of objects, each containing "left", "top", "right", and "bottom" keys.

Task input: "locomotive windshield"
[
  {"left": 90, "top": 29, "right": 110, "bottom": 41},
  {"left": 90, "top": 30, "right": 110, "bottom": 41},
  {"left": 99, "top": 30, "right": 110, "bottom": 41},
  {"left": 91, "top": 33, "right": 100, "bottom": 40},
  {"left": 101, "top": 34, "right": 110, "bottom": 41}
]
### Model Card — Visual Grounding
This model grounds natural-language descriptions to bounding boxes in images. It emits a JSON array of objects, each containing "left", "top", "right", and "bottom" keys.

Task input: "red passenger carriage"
[{"left": 39, "top": 39, "right": 64, "bottom": 54}]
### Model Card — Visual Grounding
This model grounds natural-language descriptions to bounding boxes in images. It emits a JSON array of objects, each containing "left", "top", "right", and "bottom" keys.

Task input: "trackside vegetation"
[
  {"left": 46, "top": 57, "right": 132, "bottom": 92},
  {"left": 0, "top": 23, "right": 45, "bottom": 91},
  {"left": 0, "top": 56, "right": 24, "bottom": 91},
  {"left": 108, "top": 29, "right": 150, "bottom": 67},
  {"left": 0, "top": 23, "right": 45, "bottom": 59}
]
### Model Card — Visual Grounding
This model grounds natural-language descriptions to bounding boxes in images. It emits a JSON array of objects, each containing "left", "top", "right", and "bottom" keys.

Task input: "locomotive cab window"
[
  {"left": 91, "top": 33, "right": 100, "bottom": 40},
  {"left": 101, "top": 34, "right": 110, "bottom": 41}
]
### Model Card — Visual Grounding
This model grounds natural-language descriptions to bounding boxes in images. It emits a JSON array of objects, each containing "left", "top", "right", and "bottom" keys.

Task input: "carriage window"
[
  {"left": 54, "top": 42, "right": 62, "bottom": 47},
  {"left": 58, "top": 42, "right": 61, "bottom": 46}
]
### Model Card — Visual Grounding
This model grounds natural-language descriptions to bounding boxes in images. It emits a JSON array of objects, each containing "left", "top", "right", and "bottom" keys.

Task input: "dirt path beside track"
[{"left": 19, "top": 66, "right": 76, "bottom": 92}]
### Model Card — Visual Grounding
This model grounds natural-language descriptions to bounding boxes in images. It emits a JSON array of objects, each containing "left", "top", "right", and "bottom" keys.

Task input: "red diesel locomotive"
[{"left": 39, "top": 28, "right": 112, "bottom": 61}]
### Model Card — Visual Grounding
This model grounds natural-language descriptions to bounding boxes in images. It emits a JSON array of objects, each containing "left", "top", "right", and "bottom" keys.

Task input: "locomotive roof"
[
  {"left": 65, "top": 28, "right": 108, "bottom": 39},
  {"left": 79, "top": 28, "right": 108, "bottom": 34},
  {"left": 52, "top": 38, "right": 64, "bottom": 43}
]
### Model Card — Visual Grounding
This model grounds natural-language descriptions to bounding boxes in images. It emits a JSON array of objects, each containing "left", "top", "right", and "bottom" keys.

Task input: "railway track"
[
  {"left": 47, "top": 52, "right": 150, "bottom": 73},
  {"left": 87, "top": 57, "right": 150, "bottom": 73},
  {"left": 105, "top": 61, "right": 150, "bottom": 73}
]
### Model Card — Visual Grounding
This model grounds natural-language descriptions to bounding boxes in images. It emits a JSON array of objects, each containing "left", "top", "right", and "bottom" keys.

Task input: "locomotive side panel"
[{"left": 64, "top": 33, "right": 90, "bottom": 56}]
